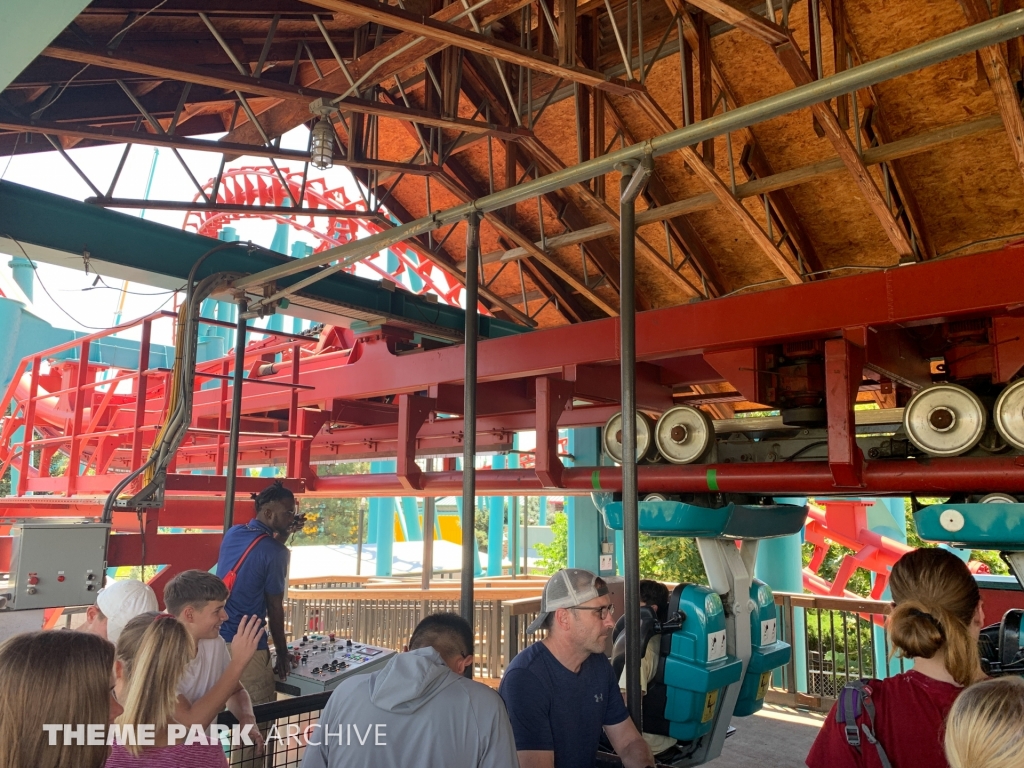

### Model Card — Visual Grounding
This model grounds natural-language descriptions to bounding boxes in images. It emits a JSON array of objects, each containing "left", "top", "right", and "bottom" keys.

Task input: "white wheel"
[
  {"left": 602, "top": 411, "right": 654, "bottom": 464},
  {"left": 903, "top": 383, "right": 987, "bottom": 457},
  {"left": 994, "top": 379, "right": 1024, "bottom": 451},
  {"left": 654, "top": 406, "right": 715, "bottom": 465},
  {"left": 979, "top": 493, "right": 1017, "bottom": 504}
]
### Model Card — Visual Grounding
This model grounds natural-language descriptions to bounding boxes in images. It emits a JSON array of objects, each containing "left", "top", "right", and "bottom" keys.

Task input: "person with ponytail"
[
  {"left": 807, "top": 547, "right": 986, "bottom": 768},
  {"left": 945, "top": 677, "right": 1024, "bottom": 768},
  {"left": 106, "top": 614, "right": 230, "bottom": 767}
]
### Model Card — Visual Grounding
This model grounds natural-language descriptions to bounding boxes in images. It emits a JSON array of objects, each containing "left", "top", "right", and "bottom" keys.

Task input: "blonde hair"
[
  {"left": 945, "top": 677, "right": 1024, "bottom": 768},
  {"left": 116, "top": 615, "right": 196, "bottom": 756},
  {"left": 0, "top": 630, "right": 115, "bottom": 768},
  {"left": 114, "top": 610, "right": 161, "bottom": 680},
  {"left": 887, "top": 548, "right": 982, "bottom": 687}
]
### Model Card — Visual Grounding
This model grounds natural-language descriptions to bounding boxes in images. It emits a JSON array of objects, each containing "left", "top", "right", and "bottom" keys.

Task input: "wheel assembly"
[
  {"left": 654, "top": 406, "right": 715, "bottom": 465},
  {"left": 979, "top": 493, "right": 1018, "bottom": 504},
  {"left": 994, "top": 379, "right": 1024, "bottom": 451},
  {"left": 903, "top": 383, "right": 987, "bottom": 457},
  {"left": 602, "top": 411, "right": 656, "bottom": 464}
]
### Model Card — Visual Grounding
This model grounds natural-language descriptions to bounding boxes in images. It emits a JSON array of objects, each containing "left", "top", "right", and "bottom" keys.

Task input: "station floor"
[{"left": 715, "top": 704, "right": 825, "bottom": 767}]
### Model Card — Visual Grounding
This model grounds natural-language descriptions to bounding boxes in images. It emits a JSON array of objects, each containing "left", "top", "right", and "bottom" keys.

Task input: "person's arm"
[
  {"left": 604, "top": 719, "right": 655, "bottom": 768},
  {"left": 225, "top": 685, "right": 265, "bottom": 756},
  {"left": 806, "top": 701, "right": 862, "bottom": 768},
  {"left": 266, "top": 592, "right": 290, "bottom": 681},
  {"left": 175, "top": 616, "right": 264, "bottom": 727}
]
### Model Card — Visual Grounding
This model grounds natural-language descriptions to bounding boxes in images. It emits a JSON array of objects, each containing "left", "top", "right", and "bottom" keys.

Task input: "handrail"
[{"left": 287, "top": 586, "right": 544, "bottom": 601}]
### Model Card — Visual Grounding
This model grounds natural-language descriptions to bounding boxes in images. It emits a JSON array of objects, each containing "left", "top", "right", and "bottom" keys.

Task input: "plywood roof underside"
[{"left": 4, "top": 0, "right": 1024, "bottom": 331}]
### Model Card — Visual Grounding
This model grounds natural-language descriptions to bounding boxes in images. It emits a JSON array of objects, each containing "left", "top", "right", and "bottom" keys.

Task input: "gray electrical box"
[{"left": 2, "top": 523, "right": 110, "bottom": 611}]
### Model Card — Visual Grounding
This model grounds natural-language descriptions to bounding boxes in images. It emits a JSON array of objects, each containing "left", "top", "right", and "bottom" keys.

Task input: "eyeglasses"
[{"left": 570, "top": 604, "right": 615, "bottom": 620}]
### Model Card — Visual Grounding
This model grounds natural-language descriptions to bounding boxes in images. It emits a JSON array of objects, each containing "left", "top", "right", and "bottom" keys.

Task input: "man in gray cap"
[{"left": 499, "top": 568, "right": 655, "bottom": 768}]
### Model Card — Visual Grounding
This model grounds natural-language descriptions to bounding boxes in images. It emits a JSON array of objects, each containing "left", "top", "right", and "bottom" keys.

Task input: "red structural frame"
[{"left": 2, "top": 243, "right": 1024, "bottom": 582}]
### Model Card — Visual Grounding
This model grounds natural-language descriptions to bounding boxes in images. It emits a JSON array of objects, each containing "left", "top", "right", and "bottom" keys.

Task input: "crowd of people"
[{"left": 1, "top": 482, "right": 1022, "bottom": 768}]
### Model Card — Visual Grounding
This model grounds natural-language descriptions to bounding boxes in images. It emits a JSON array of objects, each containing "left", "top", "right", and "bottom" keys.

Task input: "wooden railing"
[
  {"left": 284, "top": 579, "right": 546, "bottom": 680},
  {"left": 768, "top": 591, "right": 899, "bottom": 711}
]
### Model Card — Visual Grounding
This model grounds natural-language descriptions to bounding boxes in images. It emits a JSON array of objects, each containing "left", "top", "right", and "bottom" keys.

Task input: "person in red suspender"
[{"left": 216, "top": 481, "right": 305, "bottom": 767}]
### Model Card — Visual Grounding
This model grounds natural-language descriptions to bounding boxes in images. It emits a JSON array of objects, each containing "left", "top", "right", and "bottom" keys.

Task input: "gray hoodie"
[{"left": 301, "top": 647, "right": 519, "bottom": 768}]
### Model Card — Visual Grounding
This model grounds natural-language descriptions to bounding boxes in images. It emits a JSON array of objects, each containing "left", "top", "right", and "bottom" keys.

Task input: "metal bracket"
[
  {"left": 534, "top": 377, "right": 575, "bottom": 488},
  {"left": 397, "top": 394, "right": 436, "bottom": 490}
]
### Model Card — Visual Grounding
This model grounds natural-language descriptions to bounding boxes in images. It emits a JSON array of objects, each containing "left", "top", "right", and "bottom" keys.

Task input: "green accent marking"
[
  {"left": 591, "top": 470, "right": 601, "bottom": 490},
  {"left": 706, "top": 468, "right": 719, "bottom": 492}
]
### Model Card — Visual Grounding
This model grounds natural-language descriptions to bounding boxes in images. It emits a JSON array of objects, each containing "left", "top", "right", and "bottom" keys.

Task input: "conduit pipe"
[{"left": 311, "top": 457, "right": 1024, "bottom": 496}]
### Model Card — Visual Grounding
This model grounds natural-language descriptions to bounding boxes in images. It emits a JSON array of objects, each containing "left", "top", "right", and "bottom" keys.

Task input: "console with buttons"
[
  {"left": 0, "top": 522, "right": 110, "bottom": 611},
  {"left": 275, "top": 634, "right": 396, "bottom": 696}
]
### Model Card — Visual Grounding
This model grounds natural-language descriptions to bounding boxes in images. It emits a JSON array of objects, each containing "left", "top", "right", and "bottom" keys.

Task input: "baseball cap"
[
  {"left": 527, "top": 568, "right": 609, "bottom": 633},
  {"left": 96, "top": 579, "right": 159, "bottom": 644}
]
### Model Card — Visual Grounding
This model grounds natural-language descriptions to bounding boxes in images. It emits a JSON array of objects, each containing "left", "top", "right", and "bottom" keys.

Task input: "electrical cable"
[
  {"left": 3, "top": 234, "right": 178, "bottom": 329},
  {"left": 782, "top": 440, "right": 829, "bottom": 462},
  {"left": 0, "top": 133, "right": 20, "bottom": 183}
]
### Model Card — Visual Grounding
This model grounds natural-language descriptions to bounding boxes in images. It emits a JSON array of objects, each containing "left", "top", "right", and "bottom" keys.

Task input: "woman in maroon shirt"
[{"left": 806, "top": 548, "right": 987, "bottom": 768}]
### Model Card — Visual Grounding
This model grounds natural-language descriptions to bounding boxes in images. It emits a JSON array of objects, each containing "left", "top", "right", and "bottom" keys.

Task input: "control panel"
[
  {"left": 1, "top": 523, "right": 110, "bottom": 611},
  {"left": 275, "top": 634, "right": 396, "bottom": 697}
]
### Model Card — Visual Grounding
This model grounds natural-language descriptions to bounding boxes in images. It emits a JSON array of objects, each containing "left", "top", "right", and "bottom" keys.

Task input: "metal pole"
[
  {"left": 356, "top": 501, "right": 365, "bottom": 576},
  {"left": 235, "top": 9, "right": 1024, "bottom": 293},
  {"left": 223, "top": 298, "right": 248, "bottom": 534},
  {"left": 461, "top": 212, "right": 481, "bottom": 676},
  {"left": 618, "top": 161, "right": 643, "bottom": 730},
  {"left": 422, "top": 458, "right": 435, "bottom": 590}
]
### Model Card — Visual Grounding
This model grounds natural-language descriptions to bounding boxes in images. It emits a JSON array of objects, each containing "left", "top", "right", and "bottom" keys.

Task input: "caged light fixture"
[{"left": 309, "top": 98, "right": 336, "bottom": 170}]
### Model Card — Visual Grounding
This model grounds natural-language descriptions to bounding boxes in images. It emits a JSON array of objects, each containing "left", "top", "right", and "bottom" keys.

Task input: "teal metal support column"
[
  {"left": 758, "top": 497, "right": 808, "bottom": 692},
  {"left": 374, "top": 460, "right": 397, "bottom": 577},
  {"left": 366, "top": 497, "right": 379, "bottom": 545},
  {"left": 7, "top": 257, "right": 34, "bottom": 302},
  {"left": 565, "top": 428, "right": 601, "bottom": 572},
  {"left": 506, "top": 446, "right": 519, "bottom": 576},
  {"left": 401, "top": 497, "right": 422, "bottom": 540},
  {"left": 487, "top": 454, "right": 506, "bottom": 576},
  {"left": 0, "top": 0, "right": 91, "bottom": 92},
  {"left": 538, "top": 496, "right": 547, "bottom": 526}
]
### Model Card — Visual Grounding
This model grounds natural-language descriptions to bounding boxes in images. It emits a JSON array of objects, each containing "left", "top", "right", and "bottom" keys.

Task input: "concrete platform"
[{"left": 715, "top": 704, "right": 825, "bottom": 767}]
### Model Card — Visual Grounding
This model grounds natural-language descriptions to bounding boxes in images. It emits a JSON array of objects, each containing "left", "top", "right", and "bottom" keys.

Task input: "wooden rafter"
[
  {"left": 300, "top": 0, "right": 638, "bottom": 94},
  {"left": 631, "top": 92, "right": 805, "bottom": 285},
  {"left": 679, "top": 0, "right": 915, "bottom": 260},
  {"left": 957, "top": 0, "right": 1024, "bottom": 186},
  {"left": 604, "top": 100, "right": 729, "bottom": 297}
]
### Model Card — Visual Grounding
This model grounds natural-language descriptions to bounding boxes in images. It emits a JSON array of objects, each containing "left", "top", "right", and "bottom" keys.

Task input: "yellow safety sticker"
[
  {"left": 701, "top": 690, "right": 719, "bottom": 723},
  {"left": 756, "top": 671, "right": 772, "bottom": 700}
]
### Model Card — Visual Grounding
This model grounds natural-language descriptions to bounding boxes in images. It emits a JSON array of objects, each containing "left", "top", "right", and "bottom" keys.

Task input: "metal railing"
[
  {"left": 219, "top": 692, "right": 330, "bottom": 768},
  {"left": 769, "top": 592, "right": 902, "bottom": 711}
]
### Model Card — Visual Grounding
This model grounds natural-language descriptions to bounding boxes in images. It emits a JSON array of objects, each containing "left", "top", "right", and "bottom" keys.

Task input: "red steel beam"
[
  {"left": 308, "top": 456, "right": 1024, "bottom": 497},
  {"left": 186, "top": 245, "right": 1024, "bottom": 418}
]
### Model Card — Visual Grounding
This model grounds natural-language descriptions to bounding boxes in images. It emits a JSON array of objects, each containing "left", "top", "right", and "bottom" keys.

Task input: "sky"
[{"left": 0, "top": 125, "right": 449, "bottom": 344}]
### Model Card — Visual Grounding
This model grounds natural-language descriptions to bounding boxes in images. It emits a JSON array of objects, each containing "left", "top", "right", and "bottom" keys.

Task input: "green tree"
[
  {"left": 638, "top": 535, "right": 707, "bottom": 585},
  {"left": 535, "top": 512, "right": 568, "bottom": 574},
  {"left": 290, "top": 462, "right": 370, "bottom": 546},
  {"left": 0, "top": 467, "right": 9, "bottom": 497}
]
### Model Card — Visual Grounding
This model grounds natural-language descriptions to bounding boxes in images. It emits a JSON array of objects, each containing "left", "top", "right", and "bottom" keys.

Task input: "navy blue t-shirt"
[
  {"left": 499, "top": 641, "right": 629, "bottom": 768},
  {"left": 216, "top": 519, "right": 289, "bottom": 650}
]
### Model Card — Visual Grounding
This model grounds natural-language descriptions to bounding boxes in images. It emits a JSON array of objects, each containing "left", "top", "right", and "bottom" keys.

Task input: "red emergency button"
[
  {"left": 57, "top": 575, "right": 65, "bottom": 582},
  {"left": 27, "top": 574, "right": 39, "bottom": 586}
]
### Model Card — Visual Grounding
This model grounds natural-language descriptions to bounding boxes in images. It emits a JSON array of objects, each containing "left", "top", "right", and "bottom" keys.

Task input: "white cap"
[
  {"left": 527, "top": 568, "right": 608, "bottom": 633},
  {"left": 96, "top": 579, "right": 159, "bottom": 643}
]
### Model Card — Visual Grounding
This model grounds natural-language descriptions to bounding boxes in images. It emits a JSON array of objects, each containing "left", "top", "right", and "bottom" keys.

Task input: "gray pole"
[
  {"left": 619, "top": 160, "right": 647, "bottom": 730},
  {"left": 356, "top": 501, "right": 364, "bottom": 576},
  {"left": 422, "top": 458, "right": 435, "bottom": 590},
  {"left": 223, "top": 298, "right": 247, "bottom": 534},
  {"left": 461, "top": 212, "right": 481, "bottom": 675}
]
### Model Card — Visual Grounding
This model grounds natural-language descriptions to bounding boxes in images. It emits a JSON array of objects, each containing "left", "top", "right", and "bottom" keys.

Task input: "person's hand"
[
  {"left": 274, "top": 648, "right": 292, "bottom": 681},
  {"left": 230, "top": 615, "right": 265, "bottom": 669},
  {"left": 237, "top": 713, "right": 265, "bottom": 756}
]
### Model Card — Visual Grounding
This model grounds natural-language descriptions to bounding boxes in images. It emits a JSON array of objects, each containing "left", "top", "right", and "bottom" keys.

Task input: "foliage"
[
  {"left": 535, "top": 512, "right": 568, "bottom": 574},
  {"left": 802, "top": 541, "right": 873, "bottom": 597},
  {"left": 805, "top": 608, "right": 878, "bottom": 679},
  {"left": 638, "top": 535, "right": 707, "bottom": 585},
  {"left": 289, "top": 462, "right": 369, "bottom": 546},
  {"left": 0, "top": 467, "right": 9, "bottom": 497}
]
